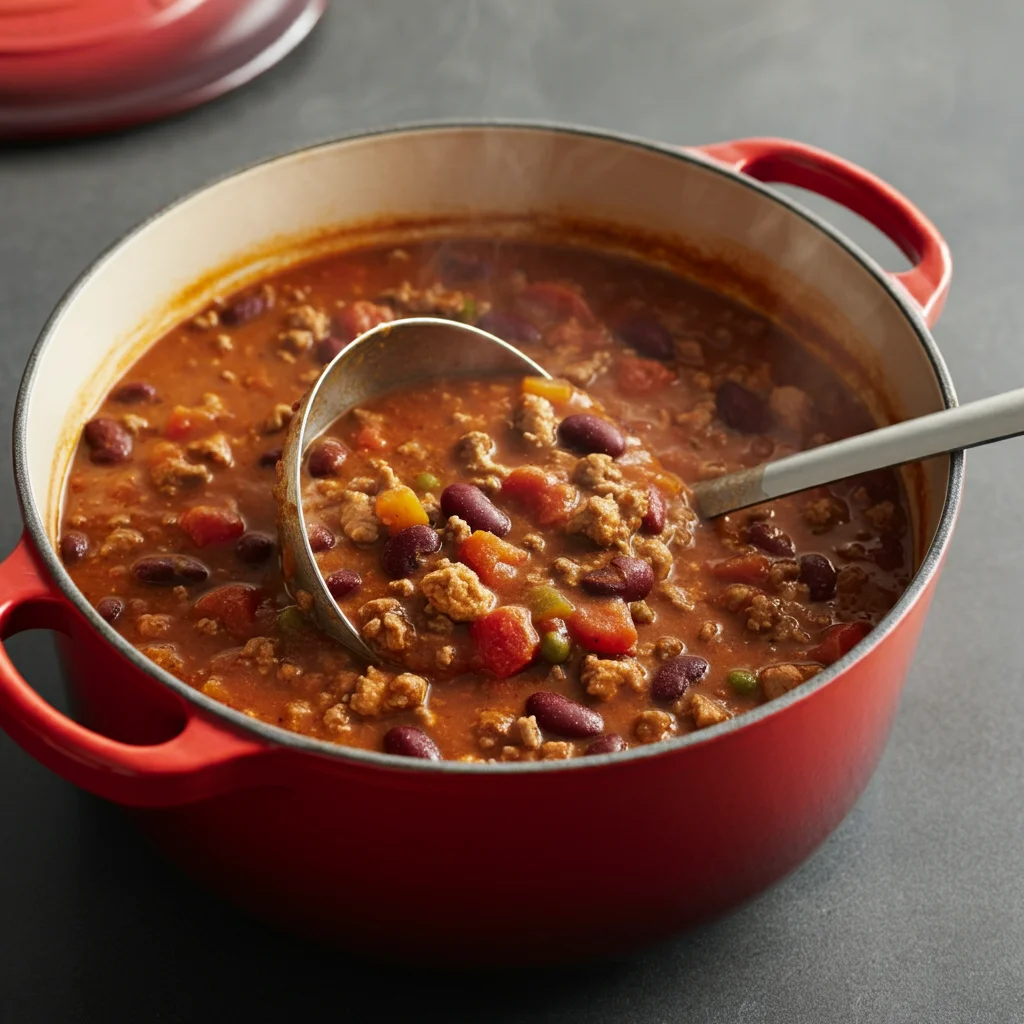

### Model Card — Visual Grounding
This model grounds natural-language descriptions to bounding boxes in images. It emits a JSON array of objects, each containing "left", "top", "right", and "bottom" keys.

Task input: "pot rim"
[{"left": 13, "top": 119, "right": 964, "bottom": 774}]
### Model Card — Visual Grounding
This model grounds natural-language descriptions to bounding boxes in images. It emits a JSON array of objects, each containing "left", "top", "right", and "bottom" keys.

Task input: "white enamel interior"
[{"left": 22, "top": 124, "right": 951, "bottom": 562}]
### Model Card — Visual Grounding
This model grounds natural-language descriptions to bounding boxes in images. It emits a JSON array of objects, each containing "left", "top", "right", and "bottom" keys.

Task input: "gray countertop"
[{"left": 1, "top": 2, "right": 1022, "bottom": 1020}]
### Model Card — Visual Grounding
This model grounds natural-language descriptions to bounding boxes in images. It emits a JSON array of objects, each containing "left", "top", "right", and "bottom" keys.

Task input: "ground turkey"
[{"left": 420, "top": 559, "right": 495, "bottom": 621}]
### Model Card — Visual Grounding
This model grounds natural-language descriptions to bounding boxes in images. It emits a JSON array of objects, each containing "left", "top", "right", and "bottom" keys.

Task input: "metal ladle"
[{"left": 275, "top": 316, "right": 551, "bottom": 660}]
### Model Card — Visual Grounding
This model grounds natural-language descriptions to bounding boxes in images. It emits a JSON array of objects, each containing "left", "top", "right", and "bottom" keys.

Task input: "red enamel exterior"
[{"left": 0, "top": 135, "right": 956, "bottom": 962}]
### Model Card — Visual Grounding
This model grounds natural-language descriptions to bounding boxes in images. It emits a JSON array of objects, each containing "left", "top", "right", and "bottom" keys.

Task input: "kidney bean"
[
  {"left": 131, "top": 554, "right": 209, "bottom": 586},
  {"left": 800, "top": 553, "right": 837, "bottom": 601},
  {"left": 440, "top": 483, "right": 511, "bottom": 537},
  {"left": 307, "top": 438, "right": 348, "bottom": 478},
  {"left": 95, "top": 596, "right": 124, "bottom": 624},
  {"left": 526, "top": 691, "right": 603, "bottom": 738},
  {"left": 747, "top": 519, "right": 795, "bottom": 556},
  {"left": 306, "top": 523, "right": 336, "bottom": 553},
  {"left": 586, "top": 733, "right": 628, "bottom": 755},
  {"left": 110, "top": 381, "right": 157, "bottom": 404},
  {"left": 236, "top": 531, "right": 275, "bottom": 565},
  {"left": 258, "top": 447, "right": 283, "bottom": 468},
  {"left": 476, "top": 310, "right": 541, "bottom": 345},
  {"left": 59, "top": 531, "right": 89, "bottom": 564},
  {"left": 651, "top": 655, "right": 709, "bottom": 702},
  {"left": 617, "top": 314, "right": 673, "bottom": 360},
  {"left": 315, "top": 336, "right": 345, "bottom": 364},
  {"left": 326, "top": 568, "right": 362, "bottom": 600},
  {"left": 557, "top": 414, "right": 626, "bottom": 457},
  {"left": 716, "top": 380, "right": 768, "bottom": 434},
  {"left": 383, "top": 725, "right": 442, "bottom": 760},
  {"left": 83, "top": 418, "right": 133, "bottom": 464},
  {"left": 381, "top": 525, "right": 442, "bottom": 578},
  {"left": 439, "top": 248, "right": 490, "bottom": 284},
  {"left": 641, "top": 486, "right": 666, "bottom": 534},
  {"left": 220, "top": 291, "right": 266, "bottom": 325},
  {"left": 580, "top": 556, "right": 654, "bottom": 602}
]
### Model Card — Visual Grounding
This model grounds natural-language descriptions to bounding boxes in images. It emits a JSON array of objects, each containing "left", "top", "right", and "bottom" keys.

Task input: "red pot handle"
[
  {"left": 0, "top": 537, "right": 275, "bottom": 807},
  {"left": 692, "top": 137, "right": 952, "bottom": 327}
]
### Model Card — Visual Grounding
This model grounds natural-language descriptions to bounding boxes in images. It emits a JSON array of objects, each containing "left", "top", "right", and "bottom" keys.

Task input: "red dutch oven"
[{"left": 0, "top": 125, "right": 959, "bottom": 963}]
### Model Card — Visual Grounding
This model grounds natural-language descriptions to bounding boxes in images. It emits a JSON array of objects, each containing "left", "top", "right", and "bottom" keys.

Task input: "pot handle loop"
[
  {"left": 0, "top": 537, "right": 274, "bottom": 807},
  {"left": 692, "top": 138, "right": 952, "bottom": 327}
]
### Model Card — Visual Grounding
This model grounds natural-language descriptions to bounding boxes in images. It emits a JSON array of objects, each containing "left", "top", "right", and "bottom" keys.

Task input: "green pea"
[
  {"left": 527, "top": 585, "right": 575, "bottom": 622},
  {"left": 276, "top": 605, "right": 306, "bottom": 633},
  {"left": 540, "top": 630, "right": 572, "bottom": 664},
  {"left": 460, "top": 296, "right": 477, "bottom": 322},
  {"left": 727, "top": 669, "right": 758, "bottom": 695},
  {"left": 414, "top": 472, "right": 441, "bottom": 491}
]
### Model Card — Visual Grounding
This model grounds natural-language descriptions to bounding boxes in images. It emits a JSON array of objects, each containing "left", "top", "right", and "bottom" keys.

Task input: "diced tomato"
[
  {"left": 470, "top": 606, "right": 540, "bottom": 678},
  {"left": 516, "top": 281, "right": 594, "bottom": 325},
  {"left": 375, "top": 485, "right": 428, "bottom": 534},
  {"left": 459, "top": 530, "right": 528, "bottom": 587},
  {"left": 615, "top": 355, "right": 677, "bottom": 395},
  {"left": 567, "top": 598, "right": 638, "bottom": 655},
  {"left": 194, "top": 584, "right": 262, "bottom": 637},
  {"left": 164, "top": 405, "right": 217, "bottom": 441},
  {"left": 501, "top": 467, "right": 578, "bottom": 526},
  {"left": 335, "top": 300, "right": 395, "bottom": 341},
  {"left": 543, "top": 318, "right": 607, "bottom": 352},
  {"left": 354, "top": 425, "right": 387, "bottom": 451},
  {"left": 179, "top": 505, "right": 244, "bottom": 547},
  {"left": 807, "top": 621, "right": 871, "bottom": 665},
  {"left": 709, "top": 553, "right": 771, "bottom": 585}
]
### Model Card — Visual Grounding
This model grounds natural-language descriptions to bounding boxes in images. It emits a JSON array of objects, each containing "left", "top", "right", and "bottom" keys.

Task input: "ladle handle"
[{"left": 694, "top": 389, "right": 1024, "bottom": 518}]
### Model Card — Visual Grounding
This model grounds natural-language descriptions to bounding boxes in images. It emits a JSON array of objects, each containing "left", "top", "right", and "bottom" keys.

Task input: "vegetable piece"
[
  {"left": 470, "top": 606, "right": 540, "bottom": 678},
  {"left": 522, "top": 376, "right": 574, "bottom": 404},
  {"left": 539, "top": 628, "right": 572, "bottom": 665},
  {"left": 516, "top": 281, "right": 594, "bottom": 325},
  {"left": 567, "top": 599, "right": 638, "bottom": 655},
  {"left": 727, "top": 669, "right": 758, "bottom": 695},
  {"left": 458, "top": 530, "right": 528, "bottom": 587},
  {"left": 375, "top": 485, "right": 429, "bottom": 535},
  {"left": 807, "top": 621, "right": 871, "bottom": 665},
  {"left": 414, "top": 472, "right": 441, "bottom": 491},
  {"left": 275, "top": 606, "right": 306, "bottom": 633},
  {"left": 353, "top": 425, "right": 387, "bottom": 451},
  {"left": 194, "top": 584, "right": 261, "bottom": 637},
  {"left": 615, "top": 355, "right": 676, "bottom": 395},
  {"left": 527, "top": 585, "right": 576, "bottom": 623},
  {"left": 179, "top": 505, "right": 245, "bottom": 548},
  {"left": 164, "top": 405, "right": 217, "bottom": 441},
  {"left": 708, "top": 553, "right": 771, "bottom": 585},
  {"left": 501, "top": 466, "right": 578, "bottom": 526}
]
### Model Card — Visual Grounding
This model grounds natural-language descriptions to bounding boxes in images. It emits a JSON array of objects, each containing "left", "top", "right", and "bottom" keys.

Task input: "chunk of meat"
[
  {"left": 567, "top": 491, "right": 645, "bottom": 552},
  {"left": 560, "top": 350, "right": 613, "bottom": 387},
  {"left": 688, "top": 692, "right": 734, "bottom": 729},
  {"left": 287, "top": 303, "right": 331, "bottom": 340},
  {"left": 572, "top": 454, "right": 623, "bottom": 495},
  {"left": 420, "top": 558, "right": 495, "bottom": 621},
  {"left": 445, "top": 515, "right": 473, "bottom": 546},
  {"left": 513, "top": 393, "right": 557, "bottom": 447},
  {"left": 456, "top": 431, "right": 510, "bottom": 478},
  {"left": 335, "top": 300, "right": 395, "bottom": 341},
  {"left": 633, "top": 536, "right": 673, "bottom": 580},
  {"left": 633, "top": 709, "right": 676, "bottom": 743},
  {"left": 148, "top": 441, "right": 213, "bottom": 496},
  {"left": 475, "top": 708, "right": 516, "bottom": 751},
  {"left": 760, "top": 662, "right": 822, "bottom": 700},
  {"left": 769, "top": 385, "right": 814, "bottom": 435},
  {"left": 338, "top": 490, "right": 380, "bottom": 544},
  {"left": 581, "top": 654, "right": 646, "bottom": 700},
  {"left": 141, "top": 643, "right": 185, "bottom": 676},
  {"left": 801, "top": 493, "right": 849, "bottom": 532},
  {"left": 186, "top": 433, "right": 233, "bottom": 467},
  {"left": 358, "top": 598, "right": 416, "bottom": 653}
]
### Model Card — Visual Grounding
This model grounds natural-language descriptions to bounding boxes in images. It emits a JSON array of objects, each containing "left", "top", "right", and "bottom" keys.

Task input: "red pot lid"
[{"left": 0, "top": 0, "right": 325, "bottom": 139}]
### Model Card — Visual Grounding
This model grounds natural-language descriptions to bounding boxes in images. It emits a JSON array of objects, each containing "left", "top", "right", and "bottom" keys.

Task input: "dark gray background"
[{"left": 1, "top": 1, "right": 1021, "bottom": 1021}]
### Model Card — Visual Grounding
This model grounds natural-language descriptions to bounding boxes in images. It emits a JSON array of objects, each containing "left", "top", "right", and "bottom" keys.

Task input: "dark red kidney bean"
[
  {"left": 315, "top": 336, "right": 345, "bottom": 364},
  {"left": 716, "top": 380, "right": 768, "bottom": 434},
  {"left": 439, "top": 248, "right": 490, "bottom": 284},
  {"left": 580, "top": 556, "right": 654, "bottom": 602},
  {"left": 83, "top": 418, "right": 133, "bottom": 464},
  {"left": 95, "top": 596, "right": 125, "bottom": 623},
  {"left": 526, "top": 691, "right": 604, "bottom": 738},
  {"left": 617, "top": 315, "right": 673, "bottom": 360},
  {"left": 236, "top": 531, "right": 275, "bottom": 565},
  {"left": 383, "top": 725, "right": 442, "bottom": 760},
  {"left": 586, "top": 733, "right": 628, "bottom": 755},
  {"left": 326, "top": 568, "right": 362, "bottom": 600},
  {"left": 641, "top": 486, "right": 666, "bottom": 534},
  {"left": 131, "top": 554, "right": 209, "bottom": 586},
  {"left": 307, "top": 523, "right": 336, "bottom": 553},
  {"left": 440, "top": 483, "right": 511, "bottom": 537},
  {"left": 258, "top": 447, "right": 283, "bottom": 468},
  {"left": 381, "top": 525, "right": 442, "bottom": 578},
  {"left": 59, "top": 531, "right": 89, "bottom": 564},
  {"left": 477, "top": 310, "right": 541, "bottom": 345},
  {"left": 220, "top": 291, "right": 266, "bottom": 325},
  {"left": 307, "top": 438, "right": 348, "bottom": 478},
  {"left": 557, "top": 414, "right": 626, "bottom": 458},
  {"left": 651, "top": 655, "right": 709, "bottom": 702},
  {"left": 110, "top": 381, "right": 157, "bottom": 404},
  {"left": 800, "top": 553, "right": 837, "bottom": 601},
  {"left": 747, "top": 519, "right": 795, "bottom": 556}
]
